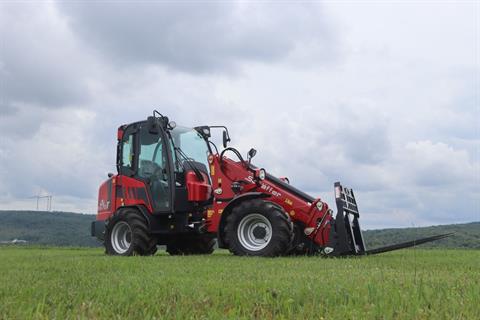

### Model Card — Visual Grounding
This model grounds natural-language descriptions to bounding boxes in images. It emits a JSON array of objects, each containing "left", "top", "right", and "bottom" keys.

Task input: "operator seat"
[{"left": 139, "top": 160, "right": 169, "bottom": 209}]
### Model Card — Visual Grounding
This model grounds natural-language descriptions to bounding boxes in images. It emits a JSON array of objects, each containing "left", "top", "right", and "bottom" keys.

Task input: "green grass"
[{"left": 0, "top": 247, "right": 478, "bottom": 319}]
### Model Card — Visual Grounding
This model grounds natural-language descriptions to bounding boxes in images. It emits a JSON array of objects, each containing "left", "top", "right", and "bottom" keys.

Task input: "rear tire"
[
  {"left": 105, "top": 208, "right": 157, "bottom": 256},
  {"left": 225, "top": 199, "right": 293, "bottom": 256},
  {"left": 166, "top": 235, "right": 216, "bottom": 255}
]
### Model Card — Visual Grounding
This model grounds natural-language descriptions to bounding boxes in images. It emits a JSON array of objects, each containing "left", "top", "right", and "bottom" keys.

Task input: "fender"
[
  {"left": 123, "top": 205, "right": 174, "bottom": 234},
  {"left": 217, "top": 192, "right": 270, "bottom": 248},
  {"left": 92, "top": 205, "right": 151, "bottom": 241},
  {"left": 107, "top": 205, "right": 153, "bottom": 228}
]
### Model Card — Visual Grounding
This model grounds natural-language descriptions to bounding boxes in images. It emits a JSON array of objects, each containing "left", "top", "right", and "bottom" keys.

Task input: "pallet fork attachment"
[{"left": 327, "top": 182, "right": 453, "bottom": 256}]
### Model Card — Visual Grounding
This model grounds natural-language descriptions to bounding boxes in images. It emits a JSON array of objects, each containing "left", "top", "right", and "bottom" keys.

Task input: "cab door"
[
  {"left": 117, "top": 122, "right": 174, "bottom": 213},
  {"left": 136, "top": 123, "right": 174, "bottom": 213}
]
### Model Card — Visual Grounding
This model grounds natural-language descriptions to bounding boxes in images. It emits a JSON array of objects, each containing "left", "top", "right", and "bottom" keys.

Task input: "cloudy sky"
[{"left": 0, "top": 1, "right": 478, "bottom": 229}]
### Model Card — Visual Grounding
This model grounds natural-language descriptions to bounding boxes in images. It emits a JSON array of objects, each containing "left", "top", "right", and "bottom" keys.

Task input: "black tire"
[
  {"left": 224, "top": 199, "right": 293, "bottom": 257},
  {"left": 104, "top": 208, "right": 157, "bottom": 256},
  {"left": 166, "top": 235, "right": 216, "bottom": 255}
]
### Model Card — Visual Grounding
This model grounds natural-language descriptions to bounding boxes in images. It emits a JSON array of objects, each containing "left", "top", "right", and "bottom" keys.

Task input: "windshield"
[{"left": 169, "top": 126, "right": 210, "bottom": 173}]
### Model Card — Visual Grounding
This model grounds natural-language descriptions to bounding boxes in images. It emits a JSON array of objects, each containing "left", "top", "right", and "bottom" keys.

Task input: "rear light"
[{"left": 117, "top": 129, "right": 124, "bottom": 141}]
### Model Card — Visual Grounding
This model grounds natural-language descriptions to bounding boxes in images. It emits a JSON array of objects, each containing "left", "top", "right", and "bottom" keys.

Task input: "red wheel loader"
[{"left": 91, "top": 111, "right": 451, "bottom": 256}]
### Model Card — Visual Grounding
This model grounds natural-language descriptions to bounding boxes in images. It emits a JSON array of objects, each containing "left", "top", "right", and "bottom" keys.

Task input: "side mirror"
[
  {"left": 222, "top": 130, "right": 231, "bottom": 148},
  {"left": 248, "top": 148, "right": 257, "bottom": 159},
  {"left": 247, "top": 148, "right": 257, "bottom": 164}
]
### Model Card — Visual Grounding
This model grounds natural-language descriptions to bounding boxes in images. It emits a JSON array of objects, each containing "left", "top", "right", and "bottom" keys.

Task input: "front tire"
[
  {"left": 225, "top": 199, "right": 293, "bottom": 257},
  {"left": 104, "top": 208, "right": 157, "bottom": 256}
]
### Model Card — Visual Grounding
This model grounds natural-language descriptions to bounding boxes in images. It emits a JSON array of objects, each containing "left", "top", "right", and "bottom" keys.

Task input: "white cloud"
[
  {"left": 58, "top": 2, "right": 337, "bottom": 73},
  {"left": 0, "top": 108, "right": 109, "bottom": 198},
  {"left": 401, "top": 140, "right": 477, "bottom": 187},
  {"left": 0, "top": 1, "right": 96, "bottom": 108}
]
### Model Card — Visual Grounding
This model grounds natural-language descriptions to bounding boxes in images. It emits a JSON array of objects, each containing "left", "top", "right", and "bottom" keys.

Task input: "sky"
[{"left": 0, "top": 1, "right": 478, "bottom": 229}]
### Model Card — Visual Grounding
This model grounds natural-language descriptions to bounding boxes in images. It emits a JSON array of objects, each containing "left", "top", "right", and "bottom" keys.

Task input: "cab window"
[{"left": 121, "top": 134, "right": 133, "bottom": 169}]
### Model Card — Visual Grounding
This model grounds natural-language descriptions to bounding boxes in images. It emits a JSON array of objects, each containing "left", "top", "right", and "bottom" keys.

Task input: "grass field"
[{"left": 0, "top": 247, "right": 478, "bottom": 319}]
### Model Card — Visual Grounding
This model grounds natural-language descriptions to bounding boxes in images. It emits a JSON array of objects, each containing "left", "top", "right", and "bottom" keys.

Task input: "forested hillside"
[
  {"left": 0, "top": 211, "right": 99, "bottom": 247},
  {"left": 0, "top": 210, "right": 478, "bottom": 248},
  {"left": 363, "top": 222, "right": 480, "bottom": 249}
]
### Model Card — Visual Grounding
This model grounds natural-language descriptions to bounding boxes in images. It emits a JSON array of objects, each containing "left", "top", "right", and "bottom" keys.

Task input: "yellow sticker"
[
  {"left": 285, "top": 198, "right": 293, "bottom": 206},
  {"left": 218, "top": 178, "right": 222, "bottom": 184},
  {"left": 207, "top": 210, "right": 214, "bottom": 218},
  {"left": 289, "top": 210, "right": 295, "bottom": 216},
  {"left": 210, "top": 165, "right": 215, "bottom": 176},
  {"left": 218, "top": 209, "right": 223, "bottom": 214}
]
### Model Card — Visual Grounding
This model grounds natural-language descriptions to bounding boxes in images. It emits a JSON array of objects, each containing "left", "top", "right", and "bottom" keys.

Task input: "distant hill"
[
  {"left": 0, "top": 210, "right": 478, "bottom": 249},
  {"left": 0, "top": 210, "right": 99, "bottom": 247},
  {"left": 363, "top": 222, "right": 480, "bottom": 249}
]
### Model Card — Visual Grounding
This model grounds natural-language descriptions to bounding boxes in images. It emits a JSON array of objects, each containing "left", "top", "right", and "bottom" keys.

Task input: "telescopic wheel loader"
[{"left": 91, "top": 111, "right": 451, "bottom": 256}]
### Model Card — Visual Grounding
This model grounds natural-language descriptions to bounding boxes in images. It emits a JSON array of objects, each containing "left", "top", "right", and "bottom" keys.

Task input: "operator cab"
[{"left": 117, "top": 112, "right": 212, "bottom": 214}]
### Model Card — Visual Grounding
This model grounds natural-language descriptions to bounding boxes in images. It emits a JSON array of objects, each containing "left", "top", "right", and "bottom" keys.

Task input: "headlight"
[
  {"left": 316, "top": 201, "right": 324, "bottom": 211},
  {"left": 258, "top": 169, "right": 266, "bottom": 180}
]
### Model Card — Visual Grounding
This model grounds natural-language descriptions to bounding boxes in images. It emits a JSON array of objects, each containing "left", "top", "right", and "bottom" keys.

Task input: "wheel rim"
[
  {"left": 111, "top": 221, "right": 132, "bottom": 254},
  {"left": 237, "top": 213, "right": 272, "bottom": 251}
]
